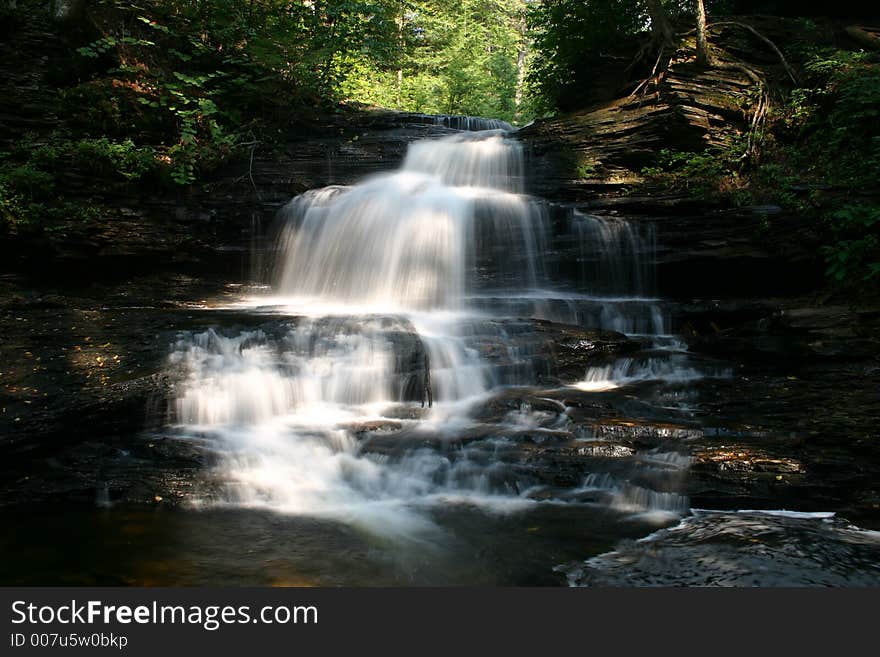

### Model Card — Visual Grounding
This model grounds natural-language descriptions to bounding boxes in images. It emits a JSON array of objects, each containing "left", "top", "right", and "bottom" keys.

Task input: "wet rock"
[
  {"left": 512, "top": 430, "right": 573, "bottom": 445},
  {"left": 574, "top": 442, "right": 636, "bottom": 459},
  {"left": 689, "top": 304, "right": 880, "bottom": 360},
  {"left": 338, "top": 419, "right": 404, "bottom": 436},
  {"left": 693, "top": 447, "right": 805, "bottom": 474},
  {"left": 0, "top": 373, "right": 171, "bottom": 453},
  {"left": 591, "top": 421, "right": 703, "bottom": 444},
  {"left": 471, "top": 390, "right": 569, "bottom": 425},
  {"left": 359, "top": 423, "right": 500, "bottom": 456},
  {"left": 560, "top": 511, "right": 880, "bottom": 587},
  {"left": 0, "top": 432, "right": 215, "bottom": 509},
  {"left": 378, "top": 405, "right": 431, "bottom": 421},
  {"left": 496, "top": 319, "right": 637, "bottom": 383}
]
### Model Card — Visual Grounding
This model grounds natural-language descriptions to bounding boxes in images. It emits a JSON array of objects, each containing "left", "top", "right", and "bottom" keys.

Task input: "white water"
[
  {"left": 170, "top": 323, "right": 531, "bottom": 537},
  {"left": 411, "top": 113, "right": 515, "bottom": 132},
  {"left": 273, "top": 131, "right": 540, "bottom": 310},
  {"left": 572, "top": 355, "right": 730, "bottom": 392},
  {"left": 166, "top": 120, "right": 717, "bottom": 536}
]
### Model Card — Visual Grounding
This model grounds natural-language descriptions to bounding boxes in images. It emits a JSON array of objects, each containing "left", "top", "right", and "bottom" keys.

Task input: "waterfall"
[
  {"left": 430, "top": 115, "right": 515, "bottom": 132},
  {"left": 273, "top": 130, "right": 541, "bottom": 311},
  {"left": 572, "top": 356, "right": 719, "bottom": 392},
  {"left": 409, "top": 113, "right": 515, "bottom": 132},
  {"left": 164, "top": 120, "right": 711, "bottom": 536},
  {"left": 573, "top": 212, "right": 655, "bottom": 297}
]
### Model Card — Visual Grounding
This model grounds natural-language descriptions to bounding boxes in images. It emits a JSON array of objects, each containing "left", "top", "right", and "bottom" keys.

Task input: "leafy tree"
[
  {"left": 340, "top": 0, "right": 530, "bottom": 123},
  {"left": 525, "top": 1, "right": 736, "bottom": 112},
  {"left": 525, "top": 1, "right": 649, "bottom": 113}
]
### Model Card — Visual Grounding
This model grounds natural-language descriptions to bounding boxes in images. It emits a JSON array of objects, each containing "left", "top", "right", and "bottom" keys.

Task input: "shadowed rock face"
[
  {"left": 517, "top": 59, "right": 759, "bottom": 199},
  {"left": 515, "top": 17, "right": 839, "bottom": 301},
  {"left": 499, "top": 319, "right": 638, "bottom": 383},
  {"left": 688, "top": 305, "right": 880, "bottom": 360},
  {"left": 519, "top": 16, "right": 815, "bottom": 196},
  {"left": 0, "top": 109, "right": 460, "bottom": 273}
]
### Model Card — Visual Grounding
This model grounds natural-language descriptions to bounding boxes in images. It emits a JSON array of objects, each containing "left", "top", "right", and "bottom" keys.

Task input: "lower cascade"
[{"left": 166, "top": 122, "right": 728, "bottom": 540}]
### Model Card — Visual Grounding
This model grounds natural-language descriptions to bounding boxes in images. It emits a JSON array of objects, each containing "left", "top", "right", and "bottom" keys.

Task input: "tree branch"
[{"left": 708, "top": 21, "right": 799, "bottom": 85}]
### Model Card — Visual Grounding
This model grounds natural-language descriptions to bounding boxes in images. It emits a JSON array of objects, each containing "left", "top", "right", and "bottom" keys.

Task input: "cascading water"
[
  {"left": 570, "top": 212, "right": 666, "bottom": 335},
  {"left": 410, "top": 113, "right": 515, "bottom": 132},
  {"left": 273, "top": 130, "right": 540, "bottom": 310},
  {"left": 166, "top": 120, "right": 719, "bottom": 540}
]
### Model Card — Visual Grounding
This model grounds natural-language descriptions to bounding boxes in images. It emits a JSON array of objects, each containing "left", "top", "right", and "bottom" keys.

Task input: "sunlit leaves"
[{"left": 339, "top": 0, "right": 529, "bottom": 122}]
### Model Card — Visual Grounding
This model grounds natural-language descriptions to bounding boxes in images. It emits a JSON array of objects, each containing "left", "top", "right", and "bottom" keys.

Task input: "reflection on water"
[
  {"left": 4, "top": 505, "right": 876, "bottom": 586},
  {"left": 0, "top": 504, "right": 659, "bottom": 586}
]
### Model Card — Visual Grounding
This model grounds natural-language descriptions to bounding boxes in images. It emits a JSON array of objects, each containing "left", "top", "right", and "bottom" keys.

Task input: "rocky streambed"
[
  {"left": 1, "top": 266, "right": 879, "bottom": 586},
  {"left": 0, "top": 271, "right": 638, "bottom": 506}
]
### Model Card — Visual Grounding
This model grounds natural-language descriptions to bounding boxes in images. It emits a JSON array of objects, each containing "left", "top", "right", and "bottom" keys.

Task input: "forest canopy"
[{"left": 56, "top": 0, "right": 536, "bottom": 125}]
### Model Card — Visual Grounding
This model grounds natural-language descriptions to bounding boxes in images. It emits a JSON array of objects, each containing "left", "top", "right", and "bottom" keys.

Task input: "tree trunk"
[
  {"left": 513, "top": 16, "right": 527, "bottom": 118},
  {"left": 645, "top": 0, "right": 674, "bottom": 44},
  {"left": 694, "top": 0, "right": 711, "bottom": 66},
  {"left": 845, "top": 25, "right": 880, "bottom": 52},
  {"left": 514, "top": 47, "right": 526, "bottom": 108},
  {"left": 395, "top": 5, "right": 404, "bottom": 108}
]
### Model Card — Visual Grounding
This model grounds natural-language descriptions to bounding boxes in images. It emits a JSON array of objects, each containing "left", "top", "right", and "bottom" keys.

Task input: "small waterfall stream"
[{"left": 165, "top": 120, "right": 725, "bottom": 540}]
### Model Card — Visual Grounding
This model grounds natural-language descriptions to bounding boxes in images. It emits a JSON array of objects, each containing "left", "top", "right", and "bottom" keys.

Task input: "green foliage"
[
  {"left": 339, "top": 0, "right": 530, "bottom": 123},
  {"left": 71, "top": 3, "right": 251, "bottom": 185},
  {"left": 777, "top": 51, "right": 880, "bottom": 286},
  {"left": 59, "top": 0, "right": 534, "bottom": 192},
  {"left": 524, "top": 1, "right": 700, "bottom": 114},
  {"left": 0, "top": 137, "right": 155, "bottom": 232},
  {"left": 525, "top": 0, "right": 646, "bottom": 114},
  {"left": 641, "top": 138, "right": 750, "bottom": 197},
  {"left": 785, "top": 51, "right": 877, "bottom": 131},
  {"left": 0, "top": 162, "right": 55, "bottom": 200},
  {"left": 641, "top": 43, "right": 880, "bottom": 290},
  {"left": 0, "top": 175, "right": 101, "bottom": 232},
  {"left": 778, "top": 50, "right": 880, "bottom": 171},
  {"left": 575, "top": 162, "right": 599, "bottom": 179},
  {"left": 643, "top": 149, "right": 725, "bottom": 179},
  {"left": 76, "top": 35, "right": 154, "bottom": 58},
  {"left": 63, "top": 2, "right": 285, "bottom": 186},
  {"left": 22, "top": 137, "right": 156, "bottom": 182},
  {"left": 5, "top": 0, "right": 540, "bottom": 237},
  {"left": 5, "top": 0, "right": 536, "bottom": 237},
  {"left": 27, "top": 0, "right": 535, "bottom": 214},
  {"left": 821, "top": 205, "right": 880, "bottom": 284}
]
